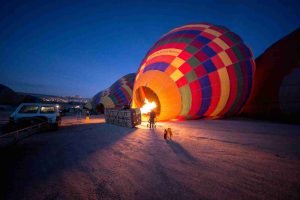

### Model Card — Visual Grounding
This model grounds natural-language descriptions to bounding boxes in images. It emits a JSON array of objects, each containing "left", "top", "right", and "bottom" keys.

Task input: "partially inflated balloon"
[
  {"left": 242, "top": 28, "right": 300, "bottom": 122},
  {"left": 92, "top": 73, "right": 136, "bottom": 112},
  {"left": 132, "top": 23, "right": 255, "bottom": 120}
]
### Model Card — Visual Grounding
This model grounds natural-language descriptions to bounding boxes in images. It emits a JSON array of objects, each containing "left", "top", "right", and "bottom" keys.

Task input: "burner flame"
[{"left": 140, "top": 98, "right": 157, "bottom": 114}]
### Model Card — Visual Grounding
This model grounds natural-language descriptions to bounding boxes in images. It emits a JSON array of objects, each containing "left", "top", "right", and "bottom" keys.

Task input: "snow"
[{"left": 0, "top": 115, "right": 300, "bottom": 199}]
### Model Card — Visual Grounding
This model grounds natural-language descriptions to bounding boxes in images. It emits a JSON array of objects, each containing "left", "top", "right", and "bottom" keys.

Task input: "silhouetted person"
[
  {"left": 149, "top": 110, "right": 156, "bottom": 128},
  {"left": 164, "top": 128, "right": 172, "bottom": 141},
  {"left": 164, "top": 129, "right": 168, "bottom": 140},
  {"left": 167, "top": 127, "right": 173, "bottom": 140}
]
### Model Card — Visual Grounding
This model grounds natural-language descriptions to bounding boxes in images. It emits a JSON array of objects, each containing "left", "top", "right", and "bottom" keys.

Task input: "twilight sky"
[{"left": 0, "top": 0, "right": 299, "bottom": 97}]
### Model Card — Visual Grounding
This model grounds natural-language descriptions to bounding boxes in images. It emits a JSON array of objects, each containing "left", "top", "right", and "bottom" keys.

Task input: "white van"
[{"left": 10, "top": 103, "right": 61, "bottom": 129}]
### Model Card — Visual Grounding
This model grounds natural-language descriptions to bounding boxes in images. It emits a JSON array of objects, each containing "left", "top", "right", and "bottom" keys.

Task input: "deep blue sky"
[{"left": 1, "top": 0, "right": 299, "bottom": 97}]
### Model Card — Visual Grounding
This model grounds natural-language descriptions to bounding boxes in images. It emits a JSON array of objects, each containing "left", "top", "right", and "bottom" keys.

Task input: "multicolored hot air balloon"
[
  {"left": 132, "top": 23, "right": 255, "bottom": 121},
  {"left": 92, "top": 73, "right": 136, "bottom": 113}
]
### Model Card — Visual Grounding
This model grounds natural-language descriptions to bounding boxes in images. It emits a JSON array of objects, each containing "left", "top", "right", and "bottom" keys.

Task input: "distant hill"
[
  {"left": 0, "top": 84, "right": 90, "bottom": 106},
  {"left": 241, "top": 28, "right": 300, "bottom": 122},
  {"left": 0, "top": 85, "right": 42, "bottom": 105},
  {"left": 0, "top": 84, "right": 21, "bottom": 105}
]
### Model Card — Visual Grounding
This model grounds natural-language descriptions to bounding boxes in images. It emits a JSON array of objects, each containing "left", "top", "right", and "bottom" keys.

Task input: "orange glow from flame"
[{"left": 140, "top": 98, "right": 157, "bottom": 114}]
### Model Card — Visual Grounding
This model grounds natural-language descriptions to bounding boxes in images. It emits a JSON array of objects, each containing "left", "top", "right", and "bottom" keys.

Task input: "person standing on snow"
[
  {"left": 164, "top": 128, "right": 172, "bottom": 141},
  {"left": 167, "top": 127, "right": 173, "bottom": 140},
  {"left": 164, "top": 129, "right": 168, "bottom": 141},
  {"left": 149, "top": 110, "right": 156, "bottom": 128}
]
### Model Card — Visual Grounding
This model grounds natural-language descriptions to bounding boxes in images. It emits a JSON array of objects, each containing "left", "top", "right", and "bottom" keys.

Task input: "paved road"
[{"left": 1, "top": 116, "right": 300, "bottom": 200}]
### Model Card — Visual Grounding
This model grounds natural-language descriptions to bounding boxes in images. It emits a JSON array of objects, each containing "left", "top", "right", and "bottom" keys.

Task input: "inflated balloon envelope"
[{"left": 132, "top": 23, "right": 255, "bottom": 121}]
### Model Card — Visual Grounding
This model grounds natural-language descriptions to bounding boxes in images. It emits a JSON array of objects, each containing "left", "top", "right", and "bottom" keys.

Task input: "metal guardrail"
[
  {"left": 0, "top": 119, "right": 9, "bottom": 125},
  {"left": 0, "top": 122, "right": 47, "bottom": 146}
]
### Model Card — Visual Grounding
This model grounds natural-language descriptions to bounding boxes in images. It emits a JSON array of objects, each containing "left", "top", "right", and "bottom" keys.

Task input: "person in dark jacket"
[
  {"left": 164, "top": 129, "right": 168, "bottom": 140},
  {"left": 149, "top": 110, "right": 156, "bottom": 128}
]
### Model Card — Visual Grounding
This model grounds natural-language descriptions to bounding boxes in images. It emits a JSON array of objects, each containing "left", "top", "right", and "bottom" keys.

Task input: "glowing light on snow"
[{"left": 140, "top": 98, "right": 157, "bottom": 114}]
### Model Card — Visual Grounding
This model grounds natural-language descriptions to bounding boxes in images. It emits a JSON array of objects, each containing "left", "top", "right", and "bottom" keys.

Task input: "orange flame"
[{"left": 140, "top": 98, "right": 157, "bottom": 114}]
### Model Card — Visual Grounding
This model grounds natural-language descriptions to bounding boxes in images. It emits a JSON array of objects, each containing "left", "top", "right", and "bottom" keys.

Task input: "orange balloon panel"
[{"left": 132, "top": 70, "right": 181, "bottom": 121}]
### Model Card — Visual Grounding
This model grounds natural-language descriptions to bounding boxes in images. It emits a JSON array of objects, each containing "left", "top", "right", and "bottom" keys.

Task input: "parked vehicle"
[{"left": 9, "top": 103, "right": 61, "bottom": 129}]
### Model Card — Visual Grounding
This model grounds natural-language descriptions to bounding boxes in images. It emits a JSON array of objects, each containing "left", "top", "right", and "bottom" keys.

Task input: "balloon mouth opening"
[
  {"left": 134, "top": 86, "right": 161, "bottom": 118},
  {"left": 96, "top": 103, "right": 105, "bottom": 114}
]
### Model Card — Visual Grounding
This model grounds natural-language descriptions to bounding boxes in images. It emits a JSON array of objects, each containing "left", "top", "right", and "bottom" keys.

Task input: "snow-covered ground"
[{"left": 0, "top": 115, "right": 300, "bottom": 200}]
